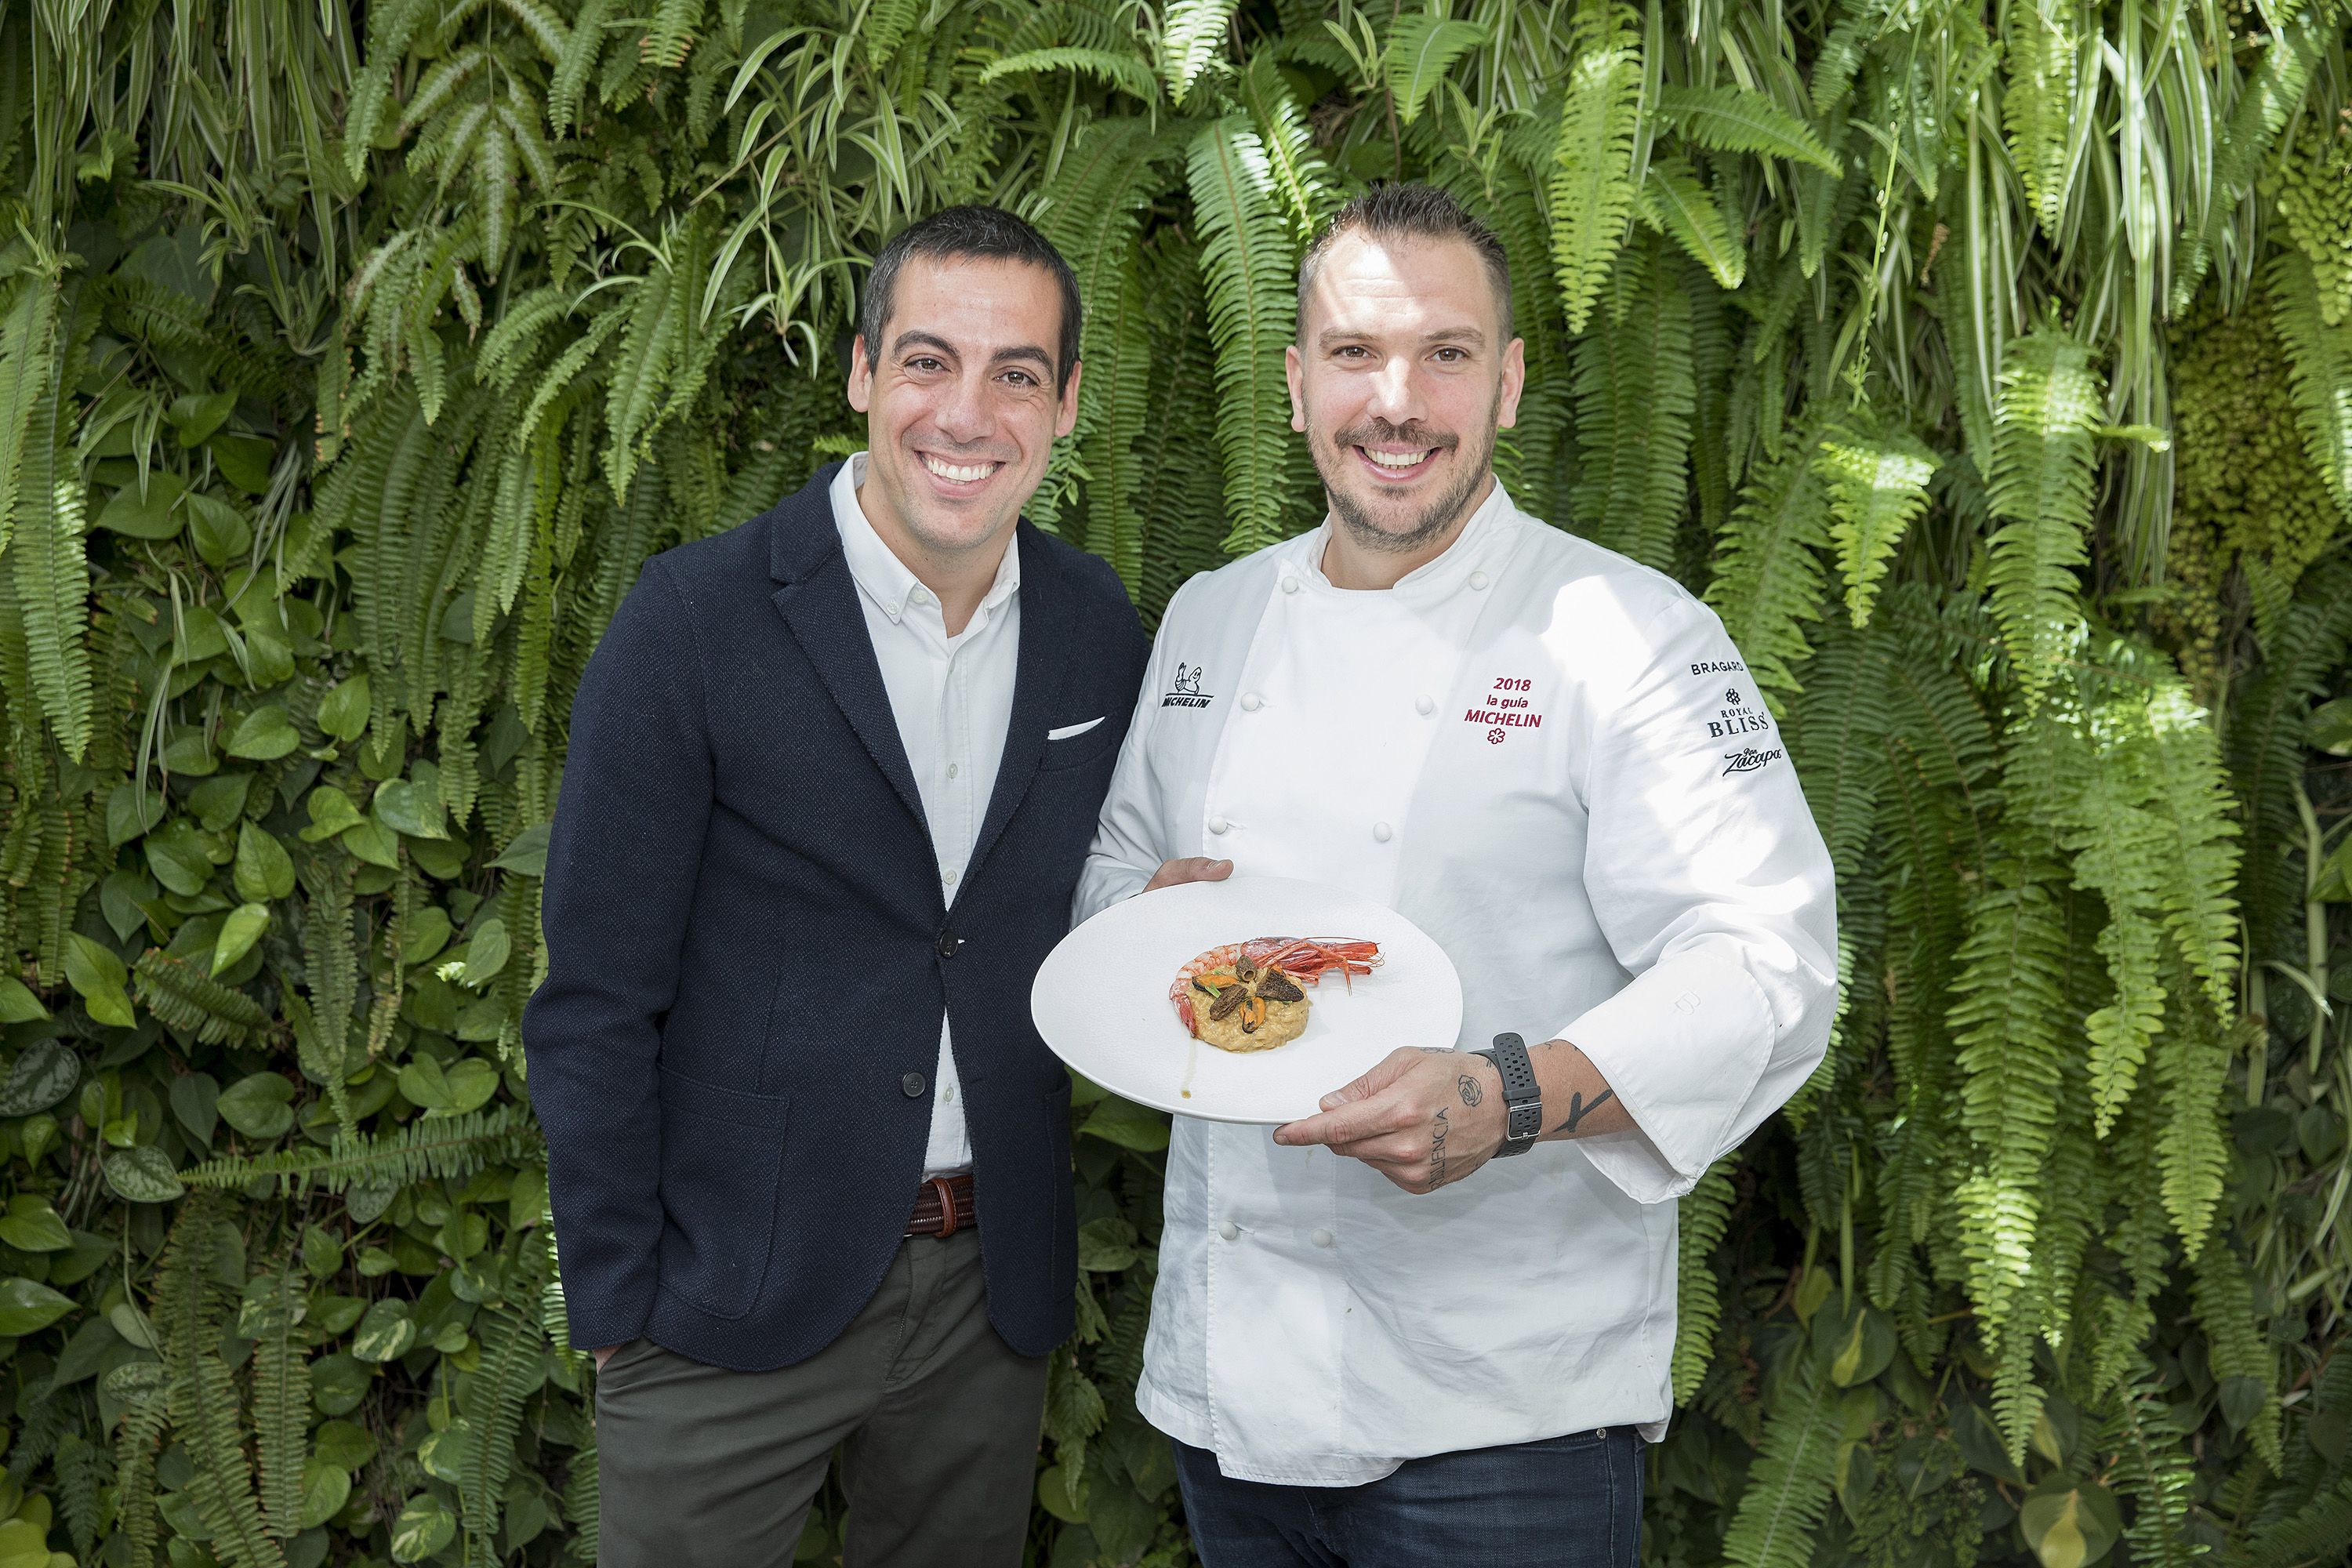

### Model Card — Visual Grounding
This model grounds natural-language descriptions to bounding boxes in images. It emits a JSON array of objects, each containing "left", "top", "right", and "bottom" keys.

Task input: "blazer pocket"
[
  {"left": 1039, "top": 715, "right": 1119, "bottom": 771},
  {"left": 656, "top": 1071, "right": 789, "bottom": 1320}
]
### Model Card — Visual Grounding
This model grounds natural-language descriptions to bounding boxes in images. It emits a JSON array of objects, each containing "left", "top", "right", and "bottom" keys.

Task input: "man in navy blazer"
[{"left": 524, "top": 206, "right": 1148, "bottom": 1567}]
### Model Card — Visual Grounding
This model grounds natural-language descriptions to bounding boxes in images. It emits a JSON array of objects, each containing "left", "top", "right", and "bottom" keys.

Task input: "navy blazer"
[{"left": 524, "top": 463, "right": 1149, "bottom": 1367}]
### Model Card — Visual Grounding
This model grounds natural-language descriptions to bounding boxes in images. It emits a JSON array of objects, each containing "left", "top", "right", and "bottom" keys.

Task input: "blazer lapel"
[
  {"left": 768, "top": 504, "right": 930, "bottom": 837},
  {"left": 969, "top": 524, "right": 1076, "bottom": 877}
]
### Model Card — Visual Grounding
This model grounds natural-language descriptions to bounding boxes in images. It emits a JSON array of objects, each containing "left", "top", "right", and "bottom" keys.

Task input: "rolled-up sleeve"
[{"left": 1559, "top": 593, "right": 1838, "bottom": 1204}]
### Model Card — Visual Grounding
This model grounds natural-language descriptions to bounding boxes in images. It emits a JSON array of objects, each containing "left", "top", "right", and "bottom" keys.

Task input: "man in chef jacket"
[{"left": 1076, "top": 183, "right": 1838, "bottom": 1564}]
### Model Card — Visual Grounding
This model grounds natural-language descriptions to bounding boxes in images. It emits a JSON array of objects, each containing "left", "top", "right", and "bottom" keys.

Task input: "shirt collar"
[
  {"left": 1296, "top": 477, "right": 1517, "bottom": 598},
  {"left": 830, "top": 452, "right": 1022, "bottom": 630}
]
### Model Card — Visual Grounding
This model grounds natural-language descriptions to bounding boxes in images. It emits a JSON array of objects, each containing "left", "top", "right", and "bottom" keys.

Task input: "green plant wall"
[{"left": 2, "top": 2, "right": 2350, "bottom": 1566}]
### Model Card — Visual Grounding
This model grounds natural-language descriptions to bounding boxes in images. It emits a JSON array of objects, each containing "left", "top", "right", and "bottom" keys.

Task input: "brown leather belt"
[{"left": 906, "top": 1173, "right": 977, "bottom": 1239}]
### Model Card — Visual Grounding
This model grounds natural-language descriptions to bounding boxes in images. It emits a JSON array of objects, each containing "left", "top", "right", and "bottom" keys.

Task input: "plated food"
[{"left": 1170, "top": 937, "right": 1382, "bottom": 1053}]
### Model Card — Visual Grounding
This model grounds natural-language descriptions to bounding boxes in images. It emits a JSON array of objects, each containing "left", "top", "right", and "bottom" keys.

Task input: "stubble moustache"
[{"left": 1310, "top": 408, "right": 1498, "bottom": 556}]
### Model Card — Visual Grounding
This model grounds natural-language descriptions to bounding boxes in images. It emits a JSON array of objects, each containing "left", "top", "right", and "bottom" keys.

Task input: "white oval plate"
[{"left": 1032, "top": 875, "right": 1465, "bottom": 1124}]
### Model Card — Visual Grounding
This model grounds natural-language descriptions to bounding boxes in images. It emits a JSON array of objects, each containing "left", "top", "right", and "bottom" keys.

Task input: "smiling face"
[
  {"left": 847, "top": 254, "right": 1079, "bottom": 570},
  {"left": 1287, "top": 230, "right": 1525, "bottom": 564}
]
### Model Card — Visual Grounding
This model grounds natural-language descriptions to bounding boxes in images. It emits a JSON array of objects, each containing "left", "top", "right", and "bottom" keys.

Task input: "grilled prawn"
[{"left": 1170, "top": 937, "right": 1382, "bottom": 1052}]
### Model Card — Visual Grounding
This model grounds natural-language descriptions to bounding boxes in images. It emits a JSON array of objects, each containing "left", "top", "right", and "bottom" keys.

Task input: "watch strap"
[{"left": 1472, "top": 1032, "right": 1543, "bottom": 1156}]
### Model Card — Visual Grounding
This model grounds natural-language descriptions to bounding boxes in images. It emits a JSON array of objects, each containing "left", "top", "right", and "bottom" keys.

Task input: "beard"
[{"left": 1308, "top": 405, "right": 1499, "bottom": 557}]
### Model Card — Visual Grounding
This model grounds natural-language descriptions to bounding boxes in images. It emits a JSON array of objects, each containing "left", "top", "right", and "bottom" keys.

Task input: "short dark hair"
[
  {"left": 859, "top": 205, "right": 1083, "bottom": 394},
  {"left": 1296, "top": 183, "right": 1513, "bottom": 340}
]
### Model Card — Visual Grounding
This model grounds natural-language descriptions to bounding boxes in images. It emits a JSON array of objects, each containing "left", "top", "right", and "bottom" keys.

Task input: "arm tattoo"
[
  {"left": 1428, "top": 1107, "right": 1450, "bottom": 1189},
  {"left": 1456, "top": 1073, "right": 1483, "bottom": 1107},
  {"left": 1551, "top": 1087, "right": 1615, "bottom": 1137}
]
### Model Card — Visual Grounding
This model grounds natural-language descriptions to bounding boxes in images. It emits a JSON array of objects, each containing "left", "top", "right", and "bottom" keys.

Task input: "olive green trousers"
[{"left": 591, "top": 1228, "right": 1050, "bottom": 1568}]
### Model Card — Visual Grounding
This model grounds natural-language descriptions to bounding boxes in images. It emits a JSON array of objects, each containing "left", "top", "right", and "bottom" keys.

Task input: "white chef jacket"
[
  {"left": 1075, "top": 481, "right": 1837, "bottom": 1484},
  {"left": 832, "top": 453, "right": 1021, "bottom": 1178}
]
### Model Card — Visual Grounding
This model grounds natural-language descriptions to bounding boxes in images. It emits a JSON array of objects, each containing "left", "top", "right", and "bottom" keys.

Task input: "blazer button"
[
  {"left": 936, "top": 931, "right": 960, "bottom": 959},
  {"left": 902, "top": 1072, "right": 927, "bottom": 1098}
]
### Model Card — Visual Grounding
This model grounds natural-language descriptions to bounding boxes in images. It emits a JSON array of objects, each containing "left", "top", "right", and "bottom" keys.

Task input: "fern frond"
[
  {"left": 981, "top": 46, "right": 1157, "bottom": 101},
  {"left": 1570, "top": 237, "right": 1694, "bottom": 572},
  {"left": 2192, "top": 1240, "right": 2282, "bottom": 1472},
  {"left": 1547, "top": 0, "right": 1644, "bottom": 333},
  {"left": 1986, "top": 325, "right": 2100, "bottom": 704},
  {"left": 1161, "top": 0, "right": 1237, "bottom": 107},
  {"left": 2264, "top": 250, "right": 2352, "bottom": 524},
  {"left": 1188, "top": 115, "right": 1301, "bottom": 557},
  {"left": 1721, "top": 1351, "right": 1845, "bottom": 1568},
  {"left": 0, "top": 267, "right": 61, "bottom": 561},
  {"left": 179, "top": 1104, "right": 539, "bottom": 1196},
  {"left": 2173, "top": 11, "right": 2327, "bottom": 312},
  {"left": 1704, "top": 424, "right": 1831, "bottom": 696},
  {"left": 1999, "top": 3, "right": 2087, "bottom": 240},
  {"left": 1812, "top": 424, "right": 1936, "bottom": 628},
  {"left": 158, "top": 1196, "right": 285, "bottom": 1568},
  {"left": 549, "top": 0, "right": 619, "bottom": 134},
  {"left": 1657, "top": 84, "right": 1838, "bottom": 172},
  {"left": 252, "top": 1266, "right": 308, "bottom": 1539},
  {"left": 1671, "top": 1160, "right": 1737, "bottom": 1405},
  {"left": 1947, "top": 869, "right": 2068, "bottom": 1338},
  {"left": 1638, "top": 154, "right": 1745, "bottom": 289},
  {"left": 2243, "top": 1477, "right": 2352, "bottom": 1568},
  {"left": 1240, "top": 50, "right": 1336, "bottom": 245},
  {"left": 133, "top": 949, "right": 274, "bottom": 1047},
  {"left": 2151, "top": 992, "right": 2232, "bottom": 1258},
  {"left": 459, "top": 1305, "right": 543, "bottom": 1566},
  {"left": 2100, "top": 1369, "right": 2203, "bottom": 1568},
  {"left": 1384, "top": 14, "right": 1487, "bottom": 127},
  {"left": 8, "top": 281, "right": 93, "bottom": 760}
]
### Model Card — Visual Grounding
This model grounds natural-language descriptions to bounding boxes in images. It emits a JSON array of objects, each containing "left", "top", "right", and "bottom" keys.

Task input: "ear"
[
  {"left": 1286, "top": 343, "right": 1305, "bottom": 433},
  {"left": 1054, "top": 358, "right": 1083, "bottom": 438},
  {"left": 1495, "top": 336, "right": 1527, "bottom": 431},
  {"left": 848, "top": 334, "right": 873, "bottom": 414}
]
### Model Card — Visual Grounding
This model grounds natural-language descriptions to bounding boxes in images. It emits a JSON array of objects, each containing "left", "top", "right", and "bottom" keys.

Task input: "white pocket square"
[{"left": 1046, "top": 717, "right": 1105, "bottom": 742}]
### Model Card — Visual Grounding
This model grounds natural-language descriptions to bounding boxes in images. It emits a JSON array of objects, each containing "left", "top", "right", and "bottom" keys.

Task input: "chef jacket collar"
[
  {"left": 830, "top": 451, "right": 1022, "bottom": 630},
  {"left": 1297, "top": 476, "right": 1515, "bottom": 601}
]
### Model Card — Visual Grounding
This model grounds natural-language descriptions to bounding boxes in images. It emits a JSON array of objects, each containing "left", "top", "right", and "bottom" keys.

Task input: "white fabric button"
[
  {"left": 1281, "top": 576, "right": 1300, "bottom": 593},
  {"left": 1240, "top": 693, "right": 1263, "bottom": 712},
  {"left": 1218, "top": 1221, "right": 1240, "bottom": 1242},
  {"left": 1310, "top": 1228, "right": 1334, "bottom": 1248},
  {"left": 1373, "top": 822, "right": 1393, "bottom": 843},
  {"left": 910, "top": 586, "right": 932, "bottom": 604},
  {"left": 1209, "top": 815, "right": 1231, "bottom": 835},
  {"left": 942, "top": 868, "right": 956, "bottom": 886},
  {"left": 946, "top": 762, "right": 959, "bottom": 779},
  {"left": 1415, "top": 695, "right": 1434, "bottom": 716},
  {"left": 1468, "top": 571, "right": 1490, "bottom": 590}
]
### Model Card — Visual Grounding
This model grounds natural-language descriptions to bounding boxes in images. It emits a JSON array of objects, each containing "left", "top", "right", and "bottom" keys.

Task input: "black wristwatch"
[{"left": 1472, "top": 1032, "right": 1543, "bottom": 1157}]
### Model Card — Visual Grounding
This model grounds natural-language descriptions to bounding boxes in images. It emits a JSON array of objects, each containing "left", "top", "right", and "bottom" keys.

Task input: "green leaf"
[
  {"left": 2020, "top": 1482, "right": 2122, "bottom": 1568},
  {"left": 212, "top": 433, "right": 274, "bottom": 493},
  {"left": 343, "top": 817, "right": 403, "bottom": 869},
  {"left": 373, "top": 778, "right": 448, "bottom": 839},
  {"left": 390, "top": 1492, "right": 456, "bottom": 1561},
  {"left": 0, "top": 1276, "right": 75, "bottom": 1335},
  {"left": 0, "top": 1038, "right": 78, "bottom": 1113},
  {"left": 982, "top": 47, "right": 1159, "bottom": 103},
  {"left": 1639, "top": 154, "right": 1746, "bottom": 289},
  {"left": 1383, "top": 16, "right": 1487, "bottom": 126},
  {"left": 0, "top": 1195, "right": 71, "bottom": 1253},
  {"left": 457, "top": 917, "right": 510, "bottom": 986},
  {"left": 225, "top": 705, "right": 299, "bottom": 760},
  {"left": 1076, "top": 1217, "right": 1140, "bottom": 1272},
  {"left": 1657, "top": 84, "right": 1841, "bottom": 172},
  {"left": 297, "top": 1456, "right": 352, "bottom": 1530},
  {"left": 95, "top": 470, "right": 187, "bottom": 538},
  {"left": 210, "top": 903, "right": 270, "bottom": 976},
  {"left": 183, "top": 491, "right": 252, "bottom": 567},
  {"left": 354, "top": 1299, "right": 417, "bottom": 1363},
  {"left": 143, "top": 819, "right": 216, "bottom": 895},
  {"left": 2307, "top": 695, "right": 2352, "bottom": 756},
  {"left": 1079, "top": 1094, "right": 1170, "bottom": 1151},
  {"left": 318, "top": 673, "right": 371, "bottom": 740},
  {"left": 64, "top": 933, "right": 136, "bottom": 1027},
  {"left": 169, "top": 390, "right": 236, "bottom": 445},
  {"left": 489, "top": 822, "right": 550, "bottom": 874},
  {"left": 234, "top": 822, "right": 296, "bottom": 902},
  {"left": 301, "top": 785, "right": 367, "bottom": 840},
  {"left": 103, "top": 1145, "right": 186, "bottom": 1203},
  {"left": 1548, "top": 2, "right": 1644, "bottom": 334},
  {"left": 218, "top": 1071, "right": 296, "bottom": 1139},
  {"left": 0, "top": 975, "right": 47, "bottom": 1022}
]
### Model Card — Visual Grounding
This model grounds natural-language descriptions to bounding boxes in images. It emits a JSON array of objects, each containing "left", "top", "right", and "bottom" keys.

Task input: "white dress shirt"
[
  {"left": 831, "top": 454, "right": 1022, "bottom": 1178},
  {"left": 1076, "top": 482, "right": 1838, "bottom": 1484}
]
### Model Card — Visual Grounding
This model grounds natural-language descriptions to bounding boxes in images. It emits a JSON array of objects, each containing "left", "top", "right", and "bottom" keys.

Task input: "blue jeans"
[{"left": 1172, "top": 1427, "right": 1645, "bottom": 1568}]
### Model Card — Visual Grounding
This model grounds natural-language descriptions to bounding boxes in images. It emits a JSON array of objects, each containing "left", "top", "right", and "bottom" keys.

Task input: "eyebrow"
[
  {"left": 1316, "top": 325, "right": 1488, "bottom": 350},
  {"left": 891, "top": 331, "right": 1055, "bottom": 372}
]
